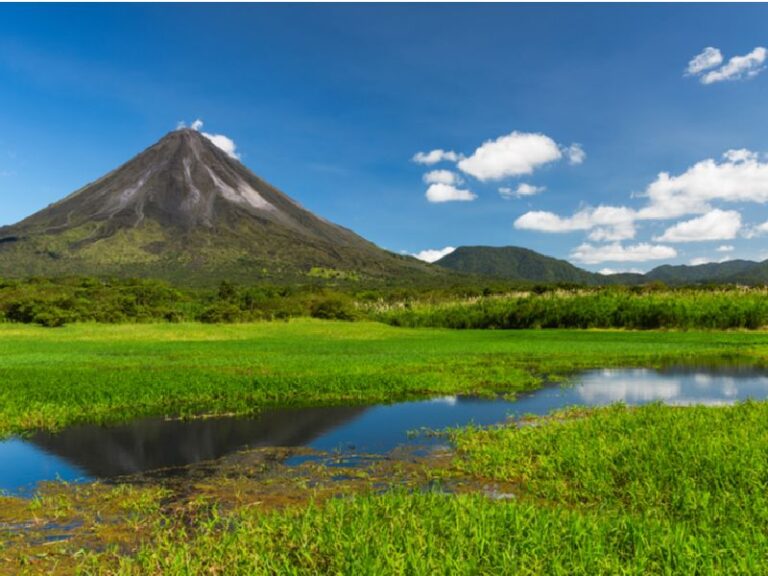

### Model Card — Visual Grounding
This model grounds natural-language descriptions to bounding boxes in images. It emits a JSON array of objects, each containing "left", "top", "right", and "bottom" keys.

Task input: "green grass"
[
  {"left": 79, "top": 402, "right": 768, "bottom": 575},
  {"left": 2, "top": 320, "right": 768, "bottom": 437}
]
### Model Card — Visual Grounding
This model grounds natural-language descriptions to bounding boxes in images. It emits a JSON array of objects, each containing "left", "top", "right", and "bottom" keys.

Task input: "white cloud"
[
  {"left": 412, "top": 149, "right": 460, "bottom": 165},
  {"left": 201, "top": 133, "right": 240, "bottom": 160},
  {"left": 716, "top": 245, "right": 734, "bottom": 252},
  {"left": 186, "top": 118, "right": 240, "bottom": 160},
  {"left": 598, "top": 267, "right": 643, "bottom": 275},
  {"left": 425, "top": 183, "right": 477, "bottom": 203},
  {"left": 700, "top": 47, "right": 767, "bottom": 84},
  {"left": 412, "top": 246, "right": 456, "bottom": 263},
  {"left": 457, "top": 131, "right": 562, "bottom": 181},
  {"left": 723, "top": 149, "right": 757, "bottom": 163},
  {"left": 514, "top": 206, "right": 636, "bottom": 241},
  {"left": 686, "top": 47, "right": 723, "bottom": 75},
  {"left": 500, "top": 183, "right": 545, "bottom": 199},
  {"left": 515, "top": 183, "right": 545, "bottom": 197},
  {"left": 654, "top": 209, "right": 742, "bottom": 242},
  {"left": 563, "top": 143, "right": 586, "bottom": 165},
  {"left": 513, "top": 148, "right": 768, "bottom": 263},
  {"left": 570, "top": 242, "right": 677, "bottom": 264},
  {"left": 744, "top": 220, "right": 768, "bottom": 238},
  {"left": 423, "top": 170, "right": 462, "bottom": 185},
  {"left": 639, "top": 149, "right": 768, "bottom": 219}
]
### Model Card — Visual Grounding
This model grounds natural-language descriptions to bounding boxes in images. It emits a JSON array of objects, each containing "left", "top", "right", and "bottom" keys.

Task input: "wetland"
[{"left": 3, "top": 322, "right": 768, "bottom": 573}]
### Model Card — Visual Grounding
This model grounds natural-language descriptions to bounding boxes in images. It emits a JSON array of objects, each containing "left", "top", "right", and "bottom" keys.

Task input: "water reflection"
[
  {"left": 574, "top": 368, "right": 768, "bottom": 406},
  {"left": 29, "top": 405, "right": 367, "bottom": 479},
  {"left": 3, "top": 365, "right": 768, "bottom": 494}
]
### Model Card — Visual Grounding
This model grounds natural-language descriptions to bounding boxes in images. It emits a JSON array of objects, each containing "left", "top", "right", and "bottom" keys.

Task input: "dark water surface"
[{"left": 3, "top": 366, "right": 768, "bottom": 494}]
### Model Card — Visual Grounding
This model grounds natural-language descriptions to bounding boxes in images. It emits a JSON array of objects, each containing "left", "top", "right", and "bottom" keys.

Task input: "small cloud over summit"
[{"left": 177, "top": 118, "right": 240, "bottom": 160}]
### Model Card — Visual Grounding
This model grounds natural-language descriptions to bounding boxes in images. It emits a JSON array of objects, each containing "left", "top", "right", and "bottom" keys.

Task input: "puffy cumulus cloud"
[
  {"left": 570, "top": 242, "right": 677, "bottom": 264},
  {"left": 499, "top": 183, "right": 545, "bottom": 199},
  {"left": 411, "top": 246, "right": 456, "bottom": 263},
  {"left": 699, "top": 47, "right": 767, "bottom": 84},
  {"left": 563, "top": 143, "right": 586, "bottom": 165},
  {"left": 412, "top": 149, "right": 460, "bottom": 165},
  {"left": 716, "top": 244, "right": 735, "bottom": 252},
  {"left": 425, "top": 183, "right": 477, "bottom": 203},
  {"left": 184, "top": 119, "right": 240, "bottom": 160},
  {"left": 686, "top": 47, "right": 723, "bottom": 76},
  {"left": 638, "top": 149, "right": 768, "bottom": 219},
  {"left": 654, "top": 209, "right": 742, "bottom": 242},
  {"left": 457, "top": 132, "right": 562, "bottom": 181},
  {"left": 423, "top": 170, "right": 462, "bottom": 185},
  {"left": 414, "top": 131, "right": 585, "bottom": 205},
  {"left": 514, "top": 206, "right": 636, "bottom": 241}
]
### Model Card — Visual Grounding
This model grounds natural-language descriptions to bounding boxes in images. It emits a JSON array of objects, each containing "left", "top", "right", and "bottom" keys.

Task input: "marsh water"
[{"left": 3, "top": 365, "right": 768, "bottom": 494}]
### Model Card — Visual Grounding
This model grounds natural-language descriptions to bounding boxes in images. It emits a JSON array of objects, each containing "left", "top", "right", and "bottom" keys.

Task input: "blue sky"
[{"left": 2, "top": 4, "right": 768, "bottom": 272}]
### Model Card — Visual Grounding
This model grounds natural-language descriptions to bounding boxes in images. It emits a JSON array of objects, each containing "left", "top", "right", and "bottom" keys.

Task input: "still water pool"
[{"left": 2, "top": 365, "right": 767, "bottom": 494}]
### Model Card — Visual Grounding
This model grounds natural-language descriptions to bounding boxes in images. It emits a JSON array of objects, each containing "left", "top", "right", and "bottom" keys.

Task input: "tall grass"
[
  {"left": 5, "top": 278, "right": 768, "bottom": 330},
  {"left": 374, "top": 288, "right": 768, "bottom": 330}
]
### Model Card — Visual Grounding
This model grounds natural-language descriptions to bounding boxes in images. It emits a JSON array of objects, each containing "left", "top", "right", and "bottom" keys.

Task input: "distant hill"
[
  {"left": 644, "top": 260, "right": 759, "bottom": 284},
  {"left": 436, "top": 245, "right": 768, "bottom": 286},
  {"left": 435, "top": 246, "right": 602, "bottom": 284},
  {"left": 0, "top": 129, "right": 442, "bottom": 285}
]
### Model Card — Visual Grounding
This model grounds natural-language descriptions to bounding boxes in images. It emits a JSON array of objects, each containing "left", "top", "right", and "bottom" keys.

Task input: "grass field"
[{"left": 2, "top": 320, "right": 768, "bottom": 436}]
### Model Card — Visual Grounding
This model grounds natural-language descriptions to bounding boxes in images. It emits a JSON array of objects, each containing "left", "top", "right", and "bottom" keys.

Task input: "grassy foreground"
[
  {"left": 19, "top": 402, "right": 764, "bottom": 574},
  {"left": 2, "top": 320, "right": 768, "bottom": 436}
]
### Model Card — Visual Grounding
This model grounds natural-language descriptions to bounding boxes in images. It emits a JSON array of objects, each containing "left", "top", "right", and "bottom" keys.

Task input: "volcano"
[{"left": 0, "top": 129, "right": 436, "bottom": 284}]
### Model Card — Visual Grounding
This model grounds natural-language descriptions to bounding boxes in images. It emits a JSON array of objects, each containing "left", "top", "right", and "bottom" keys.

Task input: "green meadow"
[{"left": 2, "top": 320, "right": 768, "bottom": 436}]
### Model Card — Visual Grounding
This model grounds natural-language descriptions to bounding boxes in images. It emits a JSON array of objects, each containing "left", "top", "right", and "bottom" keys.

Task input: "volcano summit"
[{"left": 0, "top": 129, "right": 435, "bottom": 284}]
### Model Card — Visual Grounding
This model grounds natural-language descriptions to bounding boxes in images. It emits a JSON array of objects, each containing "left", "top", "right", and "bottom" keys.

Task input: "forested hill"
[
  {"left": 436, "top": 245, "right": 768, "bottom": 286},
  {"left": 435, "top": 246, "right": 605, "bottom": 284}
]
